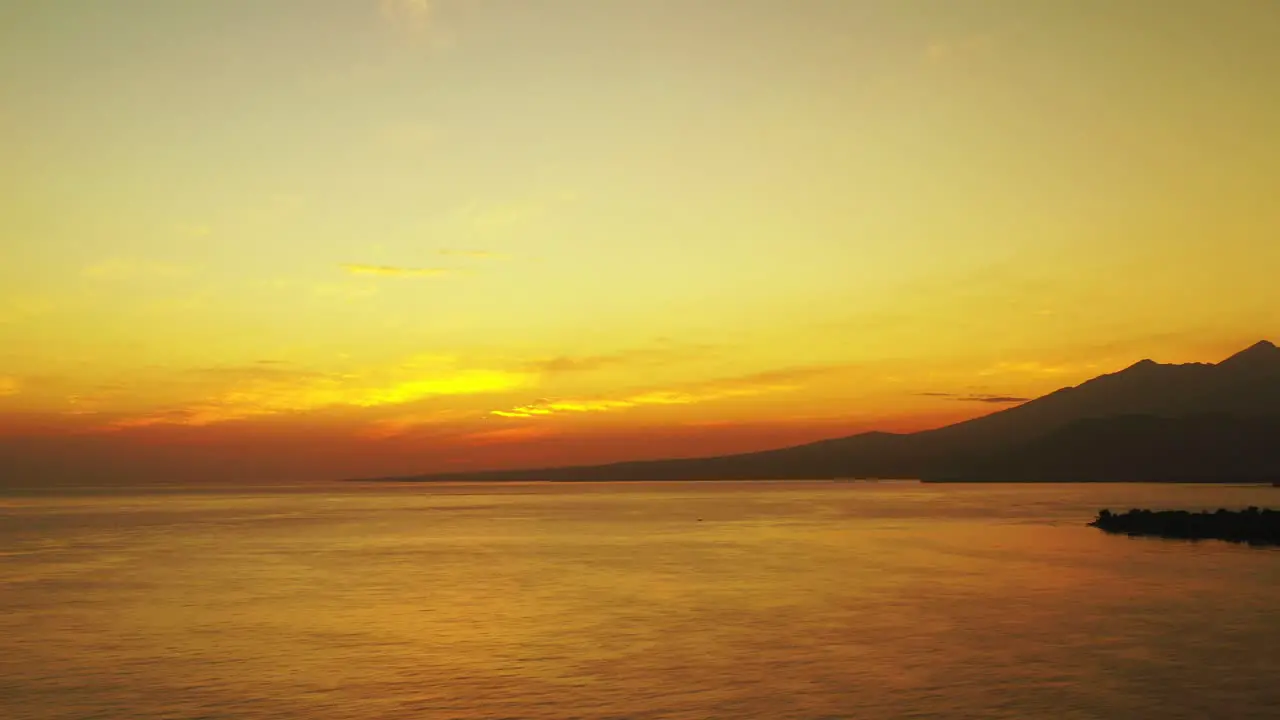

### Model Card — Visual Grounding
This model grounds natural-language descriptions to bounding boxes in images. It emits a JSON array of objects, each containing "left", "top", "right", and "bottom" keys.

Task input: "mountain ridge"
[{"left": 354, "top": 341, "right": 1280, "bottom": 483}]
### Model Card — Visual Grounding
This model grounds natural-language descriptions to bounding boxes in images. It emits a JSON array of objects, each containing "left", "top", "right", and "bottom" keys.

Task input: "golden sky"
[{"left": 2, "top": 1, "right": 1278, "bottom": 482}]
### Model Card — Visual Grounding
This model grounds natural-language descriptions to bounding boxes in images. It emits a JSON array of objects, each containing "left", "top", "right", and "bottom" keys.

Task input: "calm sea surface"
[{"left": 1, "top": 481, "right": 1277, "bottom": 720}]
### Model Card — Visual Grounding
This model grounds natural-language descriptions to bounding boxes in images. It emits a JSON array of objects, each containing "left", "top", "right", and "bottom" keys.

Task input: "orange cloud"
[
  {"left": 0, "top": 377, "right": 19, "bottom": 397},
  {"left": 340, "top": 264, "right": 452, "bottom": 278}
]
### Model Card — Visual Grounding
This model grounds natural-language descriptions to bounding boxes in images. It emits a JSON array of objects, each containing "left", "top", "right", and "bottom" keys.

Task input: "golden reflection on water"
[{"left": 1, "top": 482, "right": 1277, "bottom": 719}]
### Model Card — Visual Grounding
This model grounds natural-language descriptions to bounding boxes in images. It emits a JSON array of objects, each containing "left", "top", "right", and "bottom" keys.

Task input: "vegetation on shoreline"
[{"left": 1090, "top": 507, "right": 1280, "bottom": 546}]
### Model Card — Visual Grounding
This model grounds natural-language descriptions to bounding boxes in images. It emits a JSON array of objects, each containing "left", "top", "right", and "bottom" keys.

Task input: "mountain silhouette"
[
  {"left": 359, "top": 341, "right": 1280, "bottom": 483},
  {"left": 935, "top": 414, "right": 1280, "bottom": 482}
]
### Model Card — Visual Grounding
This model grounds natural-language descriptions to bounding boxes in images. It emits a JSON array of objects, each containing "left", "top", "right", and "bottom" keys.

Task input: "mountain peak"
[
  {"left": 1219, "top": 340, "right": 1280, "bottom": 369},
  {"left": 1112, "top": 358, "right": 1161, "bottom": 376}
]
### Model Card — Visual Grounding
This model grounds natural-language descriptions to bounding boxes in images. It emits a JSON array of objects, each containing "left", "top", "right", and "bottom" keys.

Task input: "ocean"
[{"left": 2, "top": 481, "right": 1276, "bottom": 719}]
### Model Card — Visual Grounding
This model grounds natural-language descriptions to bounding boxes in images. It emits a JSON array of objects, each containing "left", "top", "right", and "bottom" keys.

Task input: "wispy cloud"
[
  {"left": 341, "top": 264, "right": 452, "bottom": 278},
  {"left": 82, "top": 260, "right": 190, "bottom": 280},
  {"left": 491, "top": 366, "right": 828, "bottom": 418},
  {"left": 110, "top": 358, "right": 534, "bottom": 429},
  {"left": 0, "top": 376, "right": 19, "bottom": 398},
  {"left": 964, "top": 395, "right": 1030, "bottom": 404},
  {"left": 521, "top": 344, "right": 716, "bottom": 375},
  {"left": 63, "top": 387, "right": 127, "bottom": 416},
  {"left": 917, "top": 391, "right": 1031, "bottom": 404}
]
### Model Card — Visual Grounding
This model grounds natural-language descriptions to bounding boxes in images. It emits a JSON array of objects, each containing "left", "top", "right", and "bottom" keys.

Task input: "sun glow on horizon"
[{"left": 2, "top": 1, "right": 1278, "bottom": 482}]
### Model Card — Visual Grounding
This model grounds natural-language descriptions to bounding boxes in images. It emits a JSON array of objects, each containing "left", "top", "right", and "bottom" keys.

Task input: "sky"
[{"left": 2, "top": 0, "right": 1278, "bottom": 484}]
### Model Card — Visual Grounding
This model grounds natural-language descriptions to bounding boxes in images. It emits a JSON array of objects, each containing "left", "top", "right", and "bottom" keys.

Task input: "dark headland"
[
  {"left": 1090, "top": 508, "right": 1280, "bottom": 546},
  {"left": 353, "top": 340, "right": 1280, "bottom": 484}
]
